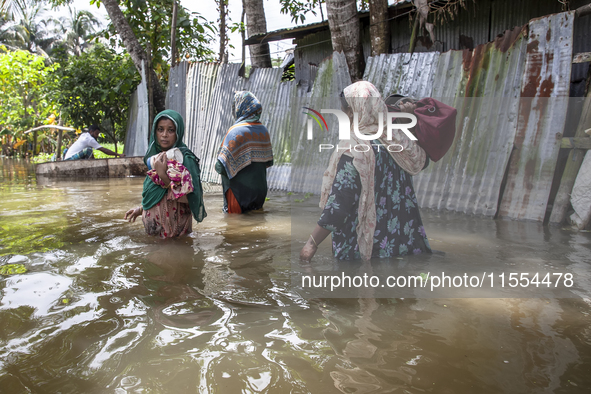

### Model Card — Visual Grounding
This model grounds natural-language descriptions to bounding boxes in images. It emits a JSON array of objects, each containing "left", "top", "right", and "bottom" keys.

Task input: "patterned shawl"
[
  {"left": 319, "top": 81, "right": 426, "bottom": 260},
  {"left": 217, "top": 91, "right": 273, "bottom": 179},
  {"left": 142, "top": 109, "right": 207, "bottom": 223}
]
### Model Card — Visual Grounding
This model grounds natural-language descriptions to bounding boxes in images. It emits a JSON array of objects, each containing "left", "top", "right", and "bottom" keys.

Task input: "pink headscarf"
[{"left": 319, "top": 81, "right": 426, "bottom": 260}]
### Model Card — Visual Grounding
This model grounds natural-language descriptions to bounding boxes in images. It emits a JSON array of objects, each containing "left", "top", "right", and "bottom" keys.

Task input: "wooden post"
[
  {"left": 408, "top": 12, "right": 420, "bottom": 55},
  {"left": 575, "top": 3, "right": 591, "bottom": 18},
  {"left": 33, "top": 130, "right": 37, "bottom": 156},
  {"left": 146, "top": 47, "right": 154, "bottom": 132},
  {"left": 549, "top": 73, "right": 591, "bottom": 223},
  {"left": 56, "top": 117, "right": 63, "bottom": 161}
]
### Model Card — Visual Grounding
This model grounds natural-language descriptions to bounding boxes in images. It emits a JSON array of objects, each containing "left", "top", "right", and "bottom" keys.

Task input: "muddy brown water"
[{"left": 1, "top": 158, "right": 591, "bottom": 393}]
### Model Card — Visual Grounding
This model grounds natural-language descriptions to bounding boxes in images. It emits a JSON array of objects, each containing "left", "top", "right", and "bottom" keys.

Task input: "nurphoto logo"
[{"left": 303, "top": 107, "right": 418, "bottom": 152}]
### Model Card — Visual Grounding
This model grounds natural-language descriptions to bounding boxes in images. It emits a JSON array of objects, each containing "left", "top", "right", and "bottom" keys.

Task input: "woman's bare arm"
[{"left": 300, "top": 225, "right": 331, "bottom": 261}]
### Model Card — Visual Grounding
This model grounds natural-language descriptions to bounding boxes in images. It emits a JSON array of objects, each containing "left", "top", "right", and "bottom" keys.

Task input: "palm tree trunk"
[
  {"left": 326, "top": 0, "right": 363, "bottom": 81},
  {"left": 170, "top": 0, "right": 178, "bottom": 66},
  {"left": 244, "top": 0, "right": 272, "bottom": 68},
  {"left": 240, "top": 0, "right": 246, "bottom": 75},
  {"left": 101, "top": 0, "right": 165, "bottom": 113},
  {"left": 219, "top": 0, "right": 227, "bottom": 63},
  {"left": 369, "top": 0, "right": 389, "bottom": 56}
]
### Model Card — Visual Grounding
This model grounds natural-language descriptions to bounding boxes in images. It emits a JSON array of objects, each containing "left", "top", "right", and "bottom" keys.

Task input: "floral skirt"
[
  {"left": 318, "top": 146, "right": 431, "bottom": 260},
  {"left": 142, "top": 190, "right": 192, "bottom": 238}
]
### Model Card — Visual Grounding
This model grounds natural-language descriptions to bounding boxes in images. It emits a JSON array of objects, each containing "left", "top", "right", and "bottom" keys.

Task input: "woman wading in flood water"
[
  {"left": 215, "top": 91, "right": 273, "bottom": 214},
  {"left": 125, "top": 110, "right": 206, "bottom": 237},
  {"left": 300, "top": 81, "right": 431, "bottom": 261}
]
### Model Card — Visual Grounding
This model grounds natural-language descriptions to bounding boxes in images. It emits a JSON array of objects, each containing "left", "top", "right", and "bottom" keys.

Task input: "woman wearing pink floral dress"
[{"left": 124, "top": 110, "right": 206, "bottom": 237}]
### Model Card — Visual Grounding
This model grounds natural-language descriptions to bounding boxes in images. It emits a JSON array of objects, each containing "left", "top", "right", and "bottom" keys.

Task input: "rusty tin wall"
[
  {"left": 363, "top": 25, "right": 528, "bottom": 217},
  {"left": 364, "top": 11, "right": 574, "bottom": 220},
  {"left": 498, "top": 12, "right": 575, "bottom": 221}
]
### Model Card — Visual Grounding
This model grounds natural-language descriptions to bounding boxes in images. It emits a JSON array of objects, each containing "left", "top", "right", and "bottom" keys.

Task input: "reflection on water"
[{"left": 1, "top": 158, "right": 591, "bottom": 393}]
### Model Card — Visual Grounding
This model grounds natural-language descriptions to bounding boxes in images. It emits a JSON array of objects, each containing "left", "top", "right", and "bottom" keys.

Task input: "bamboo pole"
[{"left": 24, "top": 125, "right": 76, "bottom": 134}]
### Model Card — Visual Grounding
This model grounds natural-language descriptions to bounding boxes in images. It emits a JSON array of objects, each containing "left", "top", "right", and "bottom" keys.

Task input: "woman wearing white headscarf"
[{"left": 300, "top": 81, "right": 431, "bottom": 261}]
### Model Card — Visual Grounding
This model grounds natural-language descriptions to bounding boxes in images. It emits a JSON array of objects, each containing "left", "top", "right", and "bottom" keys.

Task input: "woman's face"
[{"left": 156, "top": 118, "right": 177, "bottom": 150}]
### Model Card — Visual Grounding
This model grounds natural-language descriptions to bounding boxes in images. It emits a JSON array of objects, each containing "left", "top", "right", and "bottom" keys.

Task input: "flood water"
[{"left": 1, "top": 157, "right": 591, "bottom": 393}]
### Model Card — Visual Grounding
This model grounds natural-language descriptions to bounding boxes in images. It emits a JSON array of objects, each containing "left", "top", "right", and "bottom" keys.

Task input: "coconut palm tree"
[
  {"left": 53, "top": 6, "right": 101, "bottom": 56},
  {"left": 244, "top": 0, "right": 272, "bottom": 68},
  {"left": 1, "top": 0, "right": 59, "bottom": 57},
  {"left": 326, "top": 0, "right": 362, "bottom": 80},
  {"left": 0, "top": 3, "right": 24, "bottom": 49}
]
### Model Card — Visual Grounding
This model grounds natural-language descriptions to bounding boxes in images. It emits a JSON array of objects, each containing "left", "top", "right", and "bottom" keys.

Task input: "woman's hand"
[
  {"left": 124, "top": 206, "right": 143, "bottom": 222},
  {"left": 300, "top": 238, "right": 318, "bottom": 262},
  {"left": 398, "top": 102, "right": 417, "bottom": 114},
  {"left": 300, "top": 226, "right": 330, "bottom": 262},
  {"left": 153, "top": 152, "right": 171, "bottom": 187}
]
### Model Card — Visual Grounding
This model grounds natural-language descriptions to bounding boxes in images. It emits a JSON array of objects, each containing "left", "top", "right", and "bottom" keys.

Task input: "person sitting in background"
[
  {"left": 215, "top": 91, "right": 273, "bottom": 213},
  {"left": 63, "top": 125, "right": 124, "bottom": 160}
]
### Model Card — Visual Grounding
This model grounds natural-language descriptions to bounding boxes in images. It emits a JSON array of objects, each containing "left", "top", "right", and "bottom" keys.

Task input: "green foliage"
[
  {"left": 93, "top": 142, "right": 124, "bottom": 159},
  {"left": 0, "top": 45, "right": 58, "bottom": 151},
  {"left": 294, "top": 192, "right": 313, "bottom": 203},
  {"left": 279, "top": 0, "right": 370, "bottom": 23},
  {"left": 30, "top": 151, "right": 53, "bottom": 163},
  {"left": 0, "top": 0, "right": 59, "bottom": 56},
  {"left": 101, "top": 0, "right": 216, "bottom": 80},
  {"left": 48, "top": 44, "right": 140, "bottom": 145},
  {"left": 45, "top": 0, "right": 216, "bottom": 86},
  {"left": 229, "top": 21, "right": 244, "bottom": 34},
  {"left": 281, "top": 63, "right": 295, "bottom": 82},
  {"left": 53, "top": 6, "right": 102, "bottom": 57},
  {"left": 279, "top": 0, "right": 324, "bottom": 24}
]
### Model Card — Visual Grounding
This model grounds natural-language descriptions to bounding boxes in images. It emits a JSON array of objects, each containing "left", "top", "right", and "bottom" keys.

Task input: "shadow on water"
[{"left": 1, "top": 158, "right": 591, "bottom": 393}]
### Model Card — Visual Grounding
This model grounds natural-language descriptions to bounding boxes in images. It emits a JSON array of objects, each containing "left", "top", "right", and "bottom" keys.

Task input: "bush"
[{"left": 93, "top": 143, "right": 125, "bottom": 159}]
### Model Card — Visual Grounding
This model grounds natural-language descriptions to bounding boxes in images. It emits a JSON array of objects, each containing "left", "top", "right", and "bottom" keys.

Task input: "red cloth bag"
[{"left": 387, "top": 96, "right": 457, "bottom": 162}]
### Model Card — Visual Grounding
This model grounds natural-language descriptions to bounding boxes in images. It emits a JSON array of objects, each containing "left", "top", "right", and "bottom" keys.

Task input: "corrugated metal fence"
[
  {"left": 123, "top": 63, "right": 149, "bottom": 157},
  {"left": 127, "top": 11, "right": 578, "bottom": 222},
  {"left": 166, "top": 62, "right": 297, "bottom": 191},
  {"left": 364, "top": 12, "right": 574, "bottom": 221}
]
